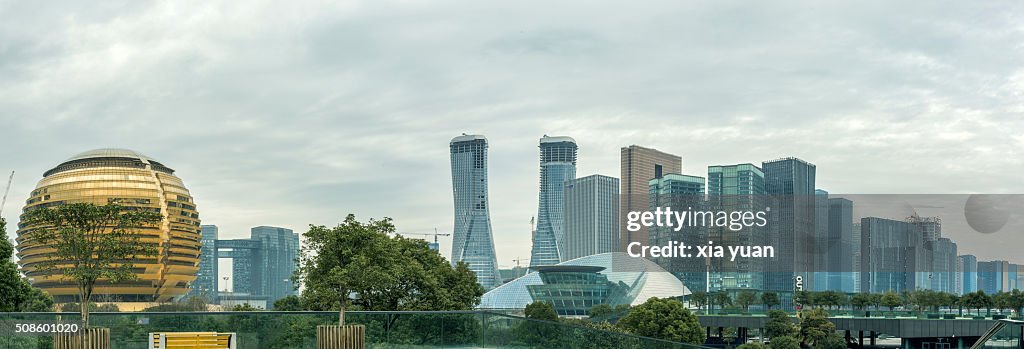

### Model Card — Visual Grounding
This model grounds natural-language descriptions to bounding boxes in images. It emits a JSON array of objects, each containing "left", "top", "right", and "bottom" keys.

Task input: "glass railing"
[
  {"left": 970, "top": 319, "right": 1024, "bottom": 349},
  {"left": 0, "top": 311, "right": 708, "bottom": 349}
]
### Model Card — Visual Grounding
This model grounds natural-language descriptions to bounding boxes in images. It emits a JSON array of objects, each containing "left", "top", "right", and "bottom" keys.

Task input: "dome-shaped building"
[{"left": 16, "top": 148, "right": 201, "bottom": 303}]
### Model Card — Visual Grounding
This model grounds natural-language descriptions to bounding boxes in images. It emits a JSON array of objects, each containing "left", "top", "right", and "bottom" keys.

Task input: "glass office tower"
[
  {"left": 563, "top": 174, "right": 619, "bottom": 261},
  {"left": 826, "top": 198, "right": 856, "bottom": 293},
  {"left": 192, "top": 225, "right": 220, "bottom": 301},
  {"left": 530, "top": 136, "right": 577, "bottom": 267},
  {"left": 957, "top": 254, "right": 978, "bottom": 294},
  {"left": 649, "top": 174, "right": 707, "bottom": 293},
  {"left": 707, "top": 163, "right": 766, "bottom": 291},
  {"left": 762, "top": 157, "right": 816, "bottom": 307},
  {"left": 250, "top": 226, "right": 300, "bottom": 304},
  {"left": 450, "top": 134, "right": 502, "bottom": 290}
]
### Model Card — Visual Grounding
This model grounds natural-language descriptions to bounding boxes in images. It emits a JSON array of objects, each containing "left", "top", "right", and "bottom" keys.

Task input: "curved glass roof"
[
  {"left": 478, "top": 252, "right": 690, "bottom": 310},
  {"left": 65, "top": 148, "right": 155, "bottom": 162}
]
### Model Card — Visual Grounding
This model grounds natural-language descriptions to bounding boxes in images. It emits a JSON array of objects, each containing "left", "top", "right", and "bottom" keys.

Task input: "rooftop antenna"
[{"left": 0, "top": 171, "right": 13, "bottom": 217}]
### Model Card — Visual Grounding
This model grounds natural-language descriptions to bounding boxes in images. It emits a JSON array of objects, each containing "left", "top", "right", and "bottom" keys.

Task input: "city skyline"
[{"left": 2, "top": 1, "right": 1023, "bottom": 270}]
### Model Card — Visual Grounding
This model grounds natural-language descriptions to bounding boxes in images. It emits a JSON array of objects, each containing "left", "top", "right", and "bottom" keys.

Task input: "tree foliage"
[
  {"left": 296, "top": 214, "right": 484, "bottom": 312},
  {"left": 524, "top": 301, "right": 558, "bottom": 321},
  {"left": 798, "top": 308, "right": 835, "bottom": 347},
  {"left": 616, "top": 297, "right": 705, "bottom": 345},
  {"left": 691, "top": 291, "right": 708, "bottom": 311},
  {"left": 769, "top": 335, "right": 801, "bottom": 349},
  {"left": 764, "top": 309, "right": 796, "bottom": 339},
  {"left": 0, "top": 217, "right": 53, "bottom": 312},
  {"left": 761, "top": 291, "right": 780, "bottom": 310},
  {"left": 736, "top": 290, "right": 757, "bottom": 311},
  {"left": 273, "top": 295, "right": 303, "bottom": 311},
  {"left": 20, "top": 203, "right": 160, "bottom": 327},
  {"left": 881, "top": 290, "right": 902, "bottom": 311}
]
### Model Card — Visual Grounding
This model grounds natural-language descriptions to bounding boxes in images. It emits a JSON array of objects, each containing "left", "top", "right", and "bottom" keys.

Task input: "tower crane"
[
  {"left": 0, "top": 171, "right": 13, "bottom": 217},
  {"left": 399, "top": 228, "right": 451, "bottom": 251}
]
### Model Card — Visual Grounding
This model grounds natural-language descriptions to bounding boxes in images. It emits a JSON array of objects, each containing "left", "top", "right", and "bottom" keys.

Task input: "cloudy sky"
[{"left": 2, "top": 1, "right": 1023, "bottom": 273}]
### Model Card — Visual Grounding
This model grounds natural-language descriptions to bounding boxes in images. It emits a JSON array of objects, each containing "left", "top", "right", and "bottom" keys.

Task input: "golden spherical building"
[{"left": 16, "top": 148, "right": 201, "bottom": 303}]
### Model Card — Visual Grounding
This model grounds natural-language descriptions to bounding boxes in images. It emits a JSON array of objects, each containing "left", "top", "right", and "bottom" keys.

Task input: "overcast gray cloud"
[{"left": 1, "top": 0, "right": 1023, "bottom": 270}]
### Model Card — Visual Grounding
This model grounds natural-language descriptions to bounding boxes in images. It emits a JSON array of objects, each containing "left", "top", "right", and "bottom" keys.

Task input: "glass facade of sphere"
[{"left": 16, "top": 148, "right": 201, "bottom": 303}]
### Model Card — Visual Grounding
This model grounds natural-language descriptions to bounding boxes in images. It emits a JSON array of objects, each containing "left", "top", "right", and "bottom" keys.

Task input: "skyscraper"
[
  {"left": 563, "top": 174, "right": 619, "bottom": 261},
  {"left": 192, "top": 225, "right": 220, "bottom": 302},
  {"left": 450, "top": 134, "right": 502, "bottom": 290},
  {"left": 707, "top": 163, "right": 766, "bottom": 290},
  {"left": 649, "top": 174, "right": 707, "bottom": 292},
  {"left": 620, "top": 145, "right": 682, "bottom": 252},
  {"left": 978, "top": 260, "right": 1010, "bottom": 294},
  {"left": 859, "top": 217, "right": 926, "bottom": 293},
  {"left": 530, "top": 136, "right": 577, "bottom": 267},
  {"left": 762, "top": 157, "right": 816, "bottom": 304},
  {"left": 957, "top": 254, "right": 978, "bottom": 294},
  {"left": 250, "top": 226, "right": 300, "bottom": 304},
  {"left": 926, "top": 237, "right": 958, "bottom": 294},
  {"left": 826, "top": 197, "right": 855, "bottom": 293}
]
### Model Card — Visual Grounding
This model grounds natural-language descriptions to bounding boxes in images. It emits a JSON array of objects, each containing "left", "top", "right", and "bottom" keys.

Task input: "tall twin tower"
[{"left": 449, "top": 134, "right": 577, "bottom": 290}]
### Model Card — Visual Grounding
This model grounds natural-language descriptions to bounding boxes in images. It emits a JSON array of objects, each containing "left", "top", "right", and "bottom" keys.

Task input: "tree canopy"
[
  {"left": 0, "top": 217, "right": 53, "bottom": 312},
  {"left": 616, "top": 297, "right": 705, "bottom": 345},
  {"left": 19, "top": 203, "right": 160, "bottom": 327},
  {"left": 295, "top": 214, "right": 484, "bottom": 312}
]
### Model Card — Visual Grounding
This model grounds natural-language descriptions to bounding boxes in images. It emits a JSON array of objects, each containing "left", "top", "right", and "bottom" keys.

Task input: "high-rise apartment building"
[
  {"left": 620, "top": 146, "right": 682, "bottom": 252},
  {"left": 813, "top": 189, "right": 830, "bottom": 291},
  {"left": 957, "top": 254, "right": 978, "bottom": 294},
  {"left": 978, "top": 260, "right": 1010, "bottom": 294},
  {"left": 926, "top": 237, "right": 958, "bottom": 294},
  {"left": 826, "top": 197, "right": 855, "bottom": 293},
  {"left": 192, "top": 225, "right": 220, "bottom": 301},
  {"left": 563, "top": 174, "right": 619, "bottom": 261},
  {"left": 450, "top": 134, "right": 502, "bottom": 290},
  {"left": 908, "top": 216, "right": 942, "bottom": 242},
  {"left": 707, "top": 163, "right": 766, "bottom": 290},
  {"left": 649, "top": 174, "right": 707, "bottom": 292},
  {"left": 530, "top": 136, "right": 577, "bottom": 266},
  {"left": 762, "top": 157, "right": 816, "bottom": 305},
  {"left": 859, "top": 217, "right": 926, "bottom": 293}
]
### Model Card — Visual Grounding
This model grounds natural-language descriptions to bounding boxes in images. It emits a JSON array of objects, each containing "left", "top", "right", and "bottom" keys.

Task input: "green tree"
[
  {"left": 273, "top": 295, "right": 303, "bottom": 311},
  {"left": 524, "top": 301, "right": 558, "bottom": 321},
  {"left": 691, "top": 291, "right": 708, "bottom": 312},
  {"left": 1008, "top": 289, "right": 1024, "bottom": 316},
  {"left": 616, "top": 297, "right": 705, "bottom": 345},
  {"left": 798, "top": 308, "right": 835, "bottom": 347},
  {"left": 816, "top": 291, "right": 845, "bottom": 310},
  {"left": 714, "top": 291, "right": 732, "bottom": 312},
  {"left": 816, "top": 333, "right": 847, "bottom": 349},
  {"left": 762, "top": 292, "right": 780, "bottom": 310},
  {"left": 794, "top": 290, "right": 814, "bottom": 308},
  {"left": 994, "top": 291, "right": 1011, "bottom": 313},
  {"left": 0, "top": 217, "right": 54, "bottom": 312},
  {"left": 851, "top": 293, "right": 872, "bottom": 311},
  {"left": 961, "top": 290, "right": 993, "bottom": 316},
  {"left": 296, "top": 214, "right": 484, "bottom": 317},
  {"left": 231, "top": 303, "right": 260, "bottom": 311},
  {"left": 737, "top": 343, "right": 768, "bottom": 349},
  {"left": 20, "top": 203, "right": 161, "bottom": 328},
  {"left": 769, "top": 335, "right": 800, "bottom": 349},
  {"left": 870, "top": 292, "right": 883, "bottom": 310},
  {"left": 736, "top": 290, "right": 757, "bottom": 312},
  {"left": 588, "top": 303, "right": 614, "bottom": 318},
  {"left": 763, "top": 309, "right": 795, "bottom": 339},
  {"left": 881, "top": 290, "right": 902, "bottom": 312}
]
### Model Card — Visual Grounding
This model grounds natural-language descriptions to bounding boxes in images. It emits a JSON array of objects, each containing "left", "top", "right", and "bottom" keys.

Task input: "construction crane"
[
  {"left": 511, "top": 257, "right": 529, "bottom": 279},
  {"left": 0, "top": 171, "right": 13, "bottom": 217},
  {"left": 399, "top": 228, "right": 451, "bottom": 251}
]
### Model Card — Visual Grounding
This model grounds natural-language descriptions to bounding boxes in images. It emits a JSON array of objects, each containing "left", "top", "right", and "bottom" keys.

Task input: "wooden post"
[
  {"left": 317, "top": 325, "right": 366, "bottom": 349},
  {"left": 54, "top": 328, "right": 110, "bottom": 349}
]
